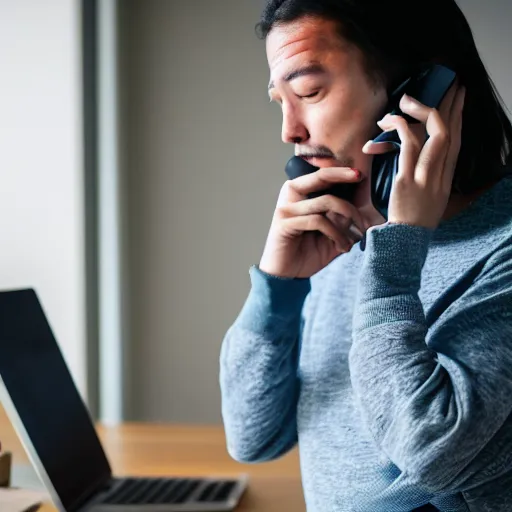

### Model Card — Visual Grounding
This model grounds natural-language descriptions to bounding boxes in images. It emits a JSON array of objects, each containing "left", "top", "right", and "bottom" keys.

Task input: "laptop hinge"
[{"left": 68, "top": 472, "right": 114, "bottom": 512}]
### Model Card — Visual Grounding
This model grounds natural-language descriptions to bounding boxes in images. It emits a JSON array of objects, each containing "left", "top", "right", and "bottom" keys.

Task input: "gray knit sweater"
[{"left": 220, "top": 175, "right": 512, "bottom": 511}]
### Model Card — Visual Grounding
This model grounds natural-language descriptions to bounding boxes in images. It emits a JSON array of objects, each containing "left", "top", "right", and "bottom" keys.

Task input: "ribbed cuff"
[
  {"left": 236, "top": 265, "right": 311, "bottom": 336},
  {"left": 354, "top": 223, "right": 433, "bottom": 332}
]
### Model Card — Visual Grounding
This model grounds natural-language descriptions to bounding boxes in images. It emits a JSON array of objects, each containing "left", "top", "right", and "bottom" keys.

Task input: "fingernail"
[
  {"left": 348, "top": 223, "right": 364, "bottom": 241},
  {"left": 362, "top": 140, "right": 373, "bottom": 151},
  {"left": 350, "top": 168, "right": 361, "bottom": 179},
  {"left": 403, "top": 93, "right": 421, "bottom": 105}
]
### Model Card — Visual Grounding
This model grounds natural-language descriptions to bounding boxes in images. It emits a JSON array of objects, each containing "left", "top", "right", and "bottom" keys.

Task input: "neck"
[{"left": 442, "top": 178, "right": 501, "bottom": 220}]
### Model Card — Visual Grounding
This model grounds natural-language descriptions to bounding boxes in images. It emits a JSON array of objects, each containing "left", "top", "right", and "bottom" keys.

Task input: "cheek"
[
  {"left": 310, "top": 100, "right": 371, "bottom": 144},
  {"left": 304, "top": 82, "right": 387, "bottom": 144},
  {"left": 338, "top": 76, "right": 387, "bottom": 127},
  {"left": 313, "top": 104, "right": 343, "bottom": 138}
]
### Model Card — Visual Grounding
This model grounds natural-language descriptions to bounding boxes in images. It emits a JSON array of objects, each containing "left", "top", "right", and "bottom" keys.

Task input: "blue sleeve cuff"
[
  {"left": 364, "top": 222, "right": 433, "bottom": 279},
  {"left": 354, "top": 222, "right": 433, "bottom": 332},
  {"left": 236, "top": 265, "right": 311, "bottom": 336}
]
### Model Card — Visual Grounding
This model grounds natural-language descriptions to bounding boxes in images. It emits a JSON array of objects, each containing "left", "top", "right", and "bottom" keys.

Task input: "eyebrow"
[{"left": 268, "top": 63, "right": 326, "bottom": 91}]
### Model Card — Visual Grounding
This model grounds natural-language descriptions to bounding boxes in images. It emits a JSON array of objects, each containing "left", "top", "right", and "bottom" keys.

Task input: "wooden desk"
[{"left": 0, "top": 405, "right": 305, "bottom": 511}]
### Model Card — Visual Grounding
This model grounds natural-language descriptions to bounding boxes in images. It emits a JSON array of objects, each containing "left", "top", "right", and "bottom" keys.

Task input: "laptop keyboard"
[{"left": 102, "top": 477, "right": 237, "bottom": 505}]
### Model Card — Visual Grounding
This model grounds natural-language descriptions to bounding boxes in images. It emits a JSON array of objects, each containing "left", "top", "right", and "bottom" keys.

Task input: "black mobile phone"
[{"left": 284, "top": 64, "right": 457, "bottom": 222}]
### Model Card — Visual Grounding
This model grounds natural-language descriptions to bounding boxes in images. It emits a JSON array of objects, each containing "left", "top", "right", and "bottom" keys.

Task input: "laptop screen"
[{"left": 0, "top": 289, "right": 112, "bottom": 511}]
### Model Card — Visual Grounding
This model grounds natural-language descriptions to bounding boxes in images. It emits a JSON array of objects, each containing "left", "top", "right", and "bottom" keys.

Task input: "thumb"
[{"left": 362, "top": 141, "right": 396, "bottom": 155}]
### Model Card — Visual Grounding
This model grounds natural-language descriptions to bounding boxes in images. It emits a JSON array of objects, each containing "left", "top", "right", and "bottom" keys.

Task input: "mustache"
[{"left": 296, "top": 145, "right": 335, "bottom": 158}]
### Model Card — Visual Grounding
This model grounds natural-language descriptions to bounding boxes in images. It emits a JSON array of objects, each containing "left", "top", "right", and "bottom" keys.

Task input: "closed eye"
[{"left": 300, "top": 91, "right": 319, "bottom": 99}]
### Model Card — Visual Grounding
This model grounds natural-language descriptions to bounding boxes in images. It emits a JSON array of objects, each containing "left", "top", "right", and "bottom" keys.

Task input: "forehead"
[{"left": 266, "top": 17, "right": 347, "bottom": 71}]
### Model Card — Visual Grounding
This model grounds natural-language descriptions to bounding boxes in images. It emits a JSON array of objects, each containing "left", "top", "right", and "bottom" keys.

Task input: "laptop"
[{"left": 0, "top": 288, "right": 248, "bottom": 511}]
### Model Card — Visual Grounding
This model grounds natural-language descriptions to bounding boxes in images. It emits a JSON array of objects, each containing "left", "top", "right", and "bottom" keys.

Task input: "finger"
[
  {"left": 398, "top": 84, "right": 457, "bottom": 129},
  {"left": 398, "top": 93, "right": 442, "bottom": 125},
  {"left": 437, "top": 80, "right": 459, "bottom": 125},
  {"left": 289, "top": 167, "right": 363, "bottom": 200},
  {"left": 278, "top": 193, "right": 367, "bottom": 234},
  {"left": 416, "top": 108, "right": 451, "bottom": 185},
  {"left": 281, "top": 214, "right": 354, "bottom": 253},
  {"left": 396, "top": 93, "right": 454, "bottom": 185},
  {"left": 288, "top": 167, "right": 362, "bottom": 201},
  {"left": 376, "top": 114, "right": 422, "bottom": 180},
  {"left": 409, "top": 122, "right": 429, "bottom": 144},
  {"left": 442, "top": 86, "right": 465, "bottom": 191},
  {"left": 326, "top": 212, "right": 367, "bottom": 242},
  {"left": 363, "top": 123, "right": 427, "bottom": 154},
  {"left": 398, "top": 93, "right": 431, "bottom": 123},
  {"left": 362, "top": 141, "right": 396, "bottom": 154}
]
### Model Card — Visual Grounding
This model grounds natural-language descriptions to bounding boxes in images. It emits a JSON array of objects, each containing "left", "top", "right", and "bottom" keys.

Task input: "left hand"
[{"left": 363, "top": 81, "right": 466, "bottom": 230}]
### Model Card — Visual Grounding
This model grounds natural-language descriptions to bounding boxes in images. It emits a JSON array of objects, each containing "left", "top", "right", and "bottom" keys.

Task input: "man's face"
[{"left": 266, "top": 16, "right": 388, "bottom": 179}]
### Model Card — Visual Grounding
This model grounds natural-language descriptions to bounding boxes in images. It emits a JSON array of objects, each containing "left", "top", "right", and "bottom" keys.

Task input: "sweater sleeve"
[
  {"left": 219, "top": 265, "right": 311, "bottom": 463},
  {"left": 348, "top": 222, "right": 512, "bottom": 494}
]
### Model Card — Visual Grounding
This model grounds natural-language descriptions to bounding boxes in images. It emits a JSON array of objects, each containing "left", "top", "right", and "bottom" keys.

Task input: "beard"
[{"left": 296, "top": 143, "right": 356, "bottom": 168}]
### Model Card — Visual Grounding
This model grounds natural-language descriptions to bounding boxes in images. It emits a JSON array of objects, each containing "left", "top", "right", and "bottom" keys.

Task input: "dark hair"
[{"left": 256, "top": 0, "right": 512, "bottom": 195}]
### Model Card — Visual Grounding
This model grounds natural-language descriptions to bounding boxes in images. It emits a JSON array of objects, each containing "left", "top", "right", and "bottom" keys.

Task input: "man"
[{"left": 219, "top": 1, "right": 512, "bottom": 510}]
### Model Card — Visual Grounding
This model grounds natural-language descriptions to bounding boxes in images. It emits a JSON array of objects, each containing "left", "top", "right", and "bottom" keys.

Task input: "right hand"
[{"left": 259, "top": 167, "right": 369, "bottom": 279}]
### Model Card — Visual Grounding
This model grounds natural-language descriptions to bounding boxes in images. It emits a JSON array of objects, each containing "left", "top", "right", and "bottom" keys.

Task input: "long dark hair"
[{"left": 256, "top": 0, "right": 512, "bottom": 195}]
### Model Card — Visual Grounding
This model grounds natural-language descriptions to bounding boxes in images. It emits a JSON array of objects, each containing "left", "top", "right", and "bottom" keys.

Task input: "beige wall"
[
  {"left": 119, "top": 0, "right": 512, "bottom": 423},
  {"left": 0, "top": 0, "right": 87, "bottom": 398},
  {"left": 119, "top": 0, "right": 288, "bottom": 423}
]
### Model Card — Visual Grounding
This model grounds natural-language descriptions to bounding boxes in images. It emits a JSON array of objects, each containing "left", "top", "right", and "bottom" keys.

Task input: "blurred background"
[{"left": 1, "top": 0, "right": 511, "bottom": 426}]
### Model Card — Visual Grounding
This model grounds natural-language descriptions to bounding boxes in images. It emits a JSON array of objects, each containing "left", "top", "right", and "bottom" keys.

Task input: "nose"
[{"left": 281, "top": 103, "right": 309, "bottom": 145}]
